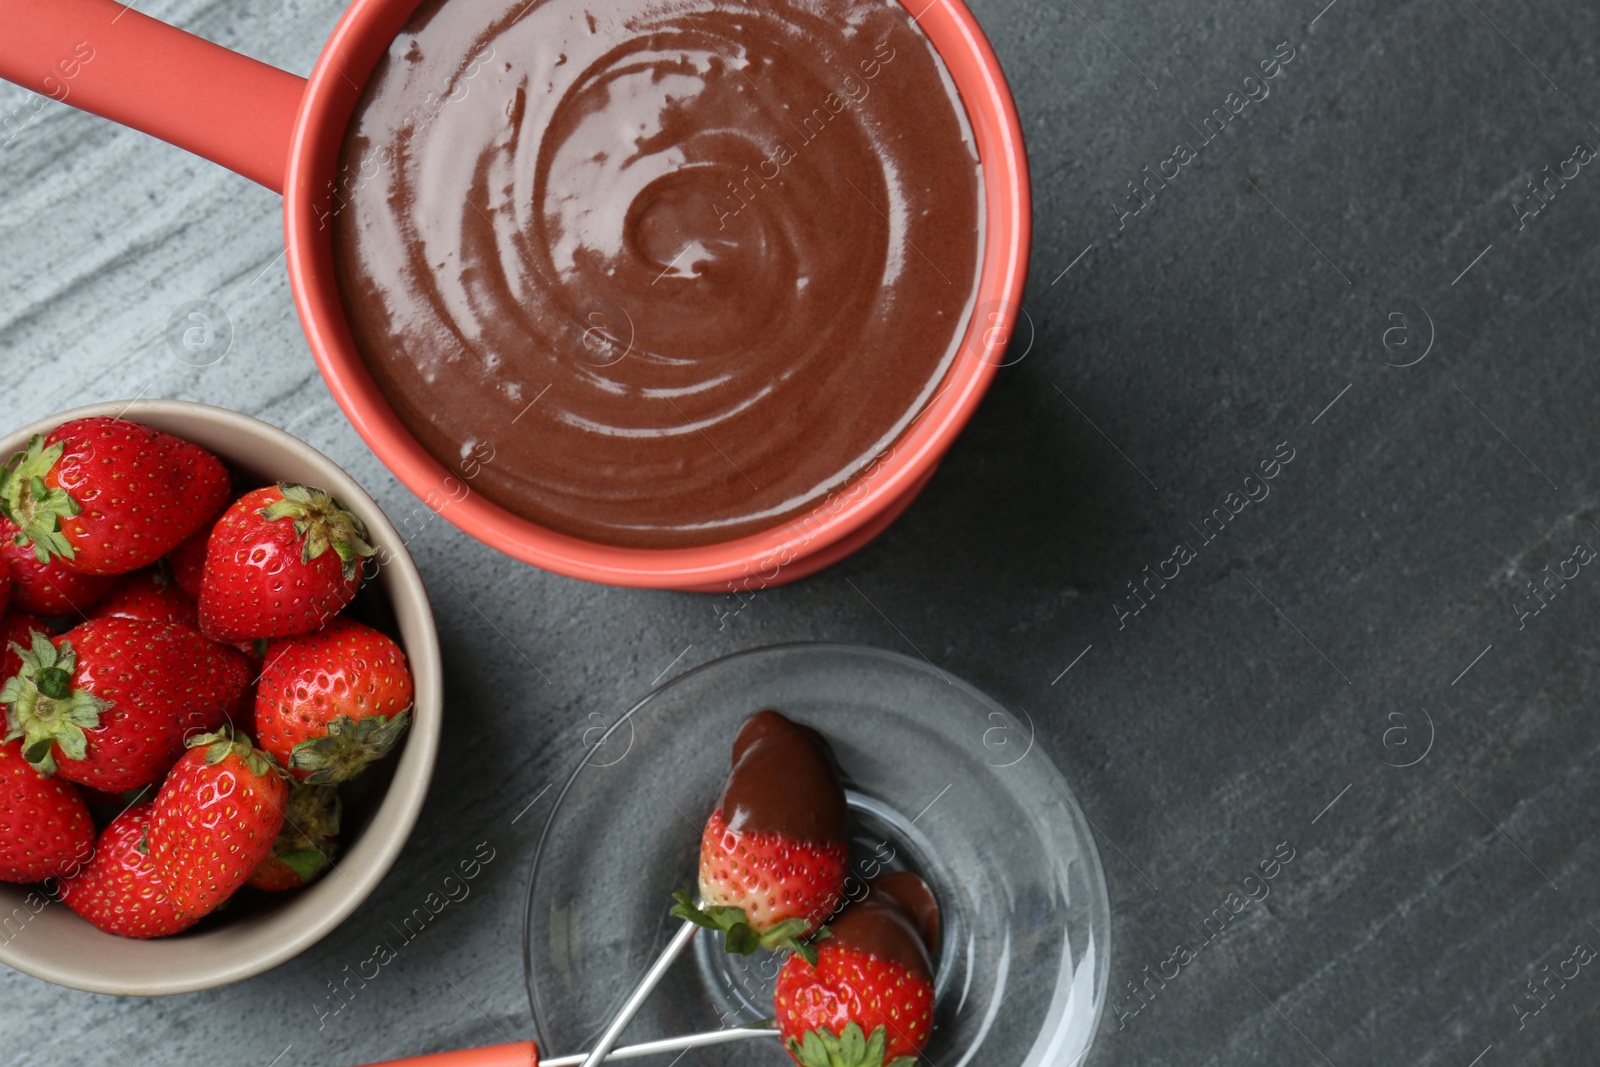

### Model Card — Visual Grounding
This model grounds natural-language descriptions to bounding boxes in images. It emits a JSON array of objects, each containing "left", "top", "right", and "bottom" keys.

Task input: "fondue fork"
[
  {"left": 577, "top": 919, "right": 700, "bottom": 1067},
  {"left": 356, "top": 1016, "right": 779, "bottom": 1066}
]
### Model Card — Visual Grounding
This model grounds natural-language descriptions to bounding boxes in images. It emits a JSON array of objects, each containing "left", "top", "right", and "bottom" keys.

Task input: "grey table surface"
[{"left": 3, "top": 0, "right": 1599, "bottom": 1063}]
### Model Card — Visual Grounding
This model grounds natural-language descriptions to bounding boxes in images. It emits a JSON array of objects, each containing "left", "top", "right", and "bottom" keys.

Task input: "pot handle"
[{"left": 0, "top": 0, "right": 304, "bottom": 192}]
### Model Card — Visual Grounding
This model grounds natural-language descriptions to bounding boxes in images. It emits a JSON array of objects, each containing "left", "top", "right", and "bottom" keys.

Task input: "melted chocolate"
[
  {"left": 720, "top": 710, "right": 845, "bottom": 844},
  {"left": 870, "top": 870, "right": 939, "bottom": 954},
  {"left": 828, "top": 873, "right": 936, "bottom": 976},
  {"left": 331, "top": 0, "right": 982, "bottom": 548}
]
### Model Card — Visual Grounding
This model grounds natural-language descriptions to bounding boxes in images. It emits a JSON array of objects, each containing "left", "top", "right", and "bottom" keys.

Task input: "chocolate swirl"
[{"left": 333, "top": 0, "right": 981, "bottom": 547}]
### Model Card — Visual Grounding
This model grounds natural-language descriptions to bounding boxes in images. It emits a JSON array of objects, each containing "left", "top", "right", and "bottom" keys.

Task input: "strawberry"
[
  {"left": 198, "top": 484, "right": 374, "bottom": 643},
  {"left": 0, "top": 418, "right": 230, "bottom": 575},
  {"left": 1, "top": 619, "right": 251, "bottom": 791},
  {"left": 0, "top": 611, "right": 51, "bottom": 684},
  {"left": 88, "top": 565, "right": 199, "bottom": 630},
  {"left": 148, "top": 727, "right": 287, "bottom": 917},
  {"left": 166, "top": 522, "right": 213, "bottom": 600},
  {"left": 671, "top": 711, "right": 848, "bottom": 959},
  {"left": 59, "top": 800, "right": 198, "bottom": 938},
  {"left": 775, "top": 875, "right": 939, "bottom": 1067},
  {"left": 254, "top": 617, "right": 412, "bottom": 783},
  {"left": 246, "top": 780, "right": 339, "bottom": 890},
  {"left": 1, "top": 518, "right": 118, "bottom": 615},
  {"left": 0, "top": 737, "right": 94, "bottom": 883},
  {"left": 77, "top": 782, "right": 155, "bottom": 824},
  {"left": 0, "top": 551, "right": 10, "bottom": 617}
]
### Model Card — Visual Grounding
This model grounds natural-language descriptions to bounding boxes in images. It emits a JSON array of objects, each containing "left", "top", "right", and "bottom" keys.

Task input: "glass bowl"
[{"left": 523, "top": 643, "right": 1108, "bottom": 1067}]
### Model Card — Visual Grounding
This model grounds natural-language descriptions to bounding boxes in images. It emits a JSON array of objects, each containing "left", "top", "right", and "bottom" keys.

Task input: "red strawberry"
[
  {"left": 775, "top": 875, "right": 939, "bottom": 1067},
  {"left": 0, "top": 737, "right": 94, "bottom": 883},
  {"left": 254, "top": 617, "right": 411, "bottom": 783},
  {"left": 0, "top": 551, "right": 10, "bottom": 617},
  {"left": 59, "top": 800, "right": 198, "bottom": 938},
  {"left": 148, "top": 727, "right": 287, "bottom": 917},
  {"left": 671, "top": 711, "right": 847, "bottom": 958},
  {"left": 88, "top": 565, "right": 199, "bottom": 630},
  {"left": 246, "top": 781, "right": 339, "bottom": 890},
  {"left": 1, "top": 518, "right": 118, "bottom": 615},
  {"left": 0, "top": 418, "right": 230, "bottom": 575},
  {"left": 1, "top": 618, "right": 251, "bottom": 791},
  {"left": 166, "top": 501, "right": 227, "bottom": 600},
  {"left": 198, "top": 484, "right": 374, "bottom": 643},
  {"left": 77, "top": 782, "right": 155, "bottom": 824},
  {"left": 0, "top": 611, "right": 51, "bottom": 684}
]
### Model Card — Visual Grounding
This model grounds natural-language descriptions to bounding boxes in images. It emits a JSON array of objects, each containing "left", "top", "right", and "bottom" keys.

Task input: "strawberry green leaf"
[
  {"left": 289, "top": 709, "right": 410, "bottom": 784},
  {"left": 844, "top": 1022, "right": 868, "bottom": 1064},
  {"left": 669, "top": 891, "right": 724, "bottom": 929},
  {"left": 788, "top": 1024, "right": 903, "bottom": 1067},
  {"left": 793, "top": 1032, "right": 833, "bottom": 1067},
  {"left": 23, "top": 737, "right": 55, "bottom": 766},
  {"left": 2, "top": 636, "right": 107, "bottom": 774},
  {"left": 760, "top": 916, "right": 824, "bottom": 962},
  {"left": 0, "top": 436, "right": 80, "bottom": 564},
  {"left": 669, "top": 891, "right": 826, "bottom": 958},
  {"left": 188, "top": 724, "right": 278, "bottom": 776},
  {"left": 723, "top": 921, "right": 759, "bottom": 955},
  {"left": 278, "top": 848, "right": 331, "bottom": 883},
  {"left": 260, "top": 483, "right": 375, "bottom": 580}
]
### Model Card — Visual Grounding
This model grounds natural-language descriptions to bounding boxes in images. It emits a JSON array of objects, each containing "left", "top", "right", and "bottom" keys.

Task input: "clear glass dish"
[{"left": 523, "top": 643, "right": 1109, "bottom": 1067}]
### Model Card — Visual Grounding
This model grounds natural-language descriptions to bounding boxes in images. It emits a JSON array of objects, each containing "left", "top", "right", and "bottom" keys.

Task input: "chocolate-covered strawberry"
[
  {"left": 254, "top": 617, "right": 412, "bottom": 783},
  {"left": 0, "top": 738, "right": 94, "bottom": 883},
  {"left": 198, "top": 484, "right": 375, "bottom": 643},
  {"left": 0, "top": 419, "right": 230, "bottom": 575},
  {"left": 148, "top": 727, "right": 288, "bottom": 917},
  {"left": 247, "top": 780, "right": 340, "bottom": 890},
  {"left": 1, "top": 619, "right": 251, "bottom": 791},
  {"left": 776, "top": 873, "right": 939, "bottom": 1067},
  {"left": 60, "top": 800, "right": 198, "bottom": 938},
  {"left": 672, "top": 710, "right": 848, "bottom": 959}
]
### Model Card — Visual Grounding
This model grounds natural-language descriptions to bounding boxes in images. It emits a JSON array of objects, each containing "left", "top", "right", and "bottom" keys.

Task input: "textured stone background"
[{"left": 3, "top": 0, "right": 1599, "bottom": 1064}]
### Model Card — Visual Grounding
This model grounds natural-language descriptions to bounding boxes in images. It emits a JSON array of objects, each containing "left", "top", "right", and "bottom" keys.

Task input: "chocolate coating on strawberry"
[
  {"left": 864, "top": 870, "right": 939, "bottom": 957},
  {"left": 825, "top": 879, "right": 935, "bottom": 978},
  {"left": 721, "top": 709, "right": 846, "bottom": 845}
]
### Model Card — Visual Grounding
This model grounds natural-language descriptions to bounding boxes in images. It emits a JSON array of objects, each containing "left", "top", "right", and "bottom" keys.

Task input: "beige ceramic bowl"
[{"left": 0, "top": 400, "right": 441, "bottom": 994}]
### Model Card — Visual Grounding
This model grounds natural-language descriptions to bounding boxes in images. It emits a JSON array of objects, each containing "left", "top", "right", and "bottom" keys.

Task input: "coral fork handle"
[
  {"left": 358, "top": 1044, "right": 540, "bottom": 1067},
  {"left": 352, "top": 1025, "right": 780, "bottom": 1067},
  {"left": 0, "top": 0, "right": 304, "bottom": 192}
]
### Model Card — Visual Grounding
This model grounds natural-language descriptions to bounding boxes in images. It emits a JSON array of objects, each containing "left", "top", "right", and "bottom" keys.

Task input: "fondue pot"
[{"left": 0, "top": 0, "right": 1029, "bottom": 591}]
